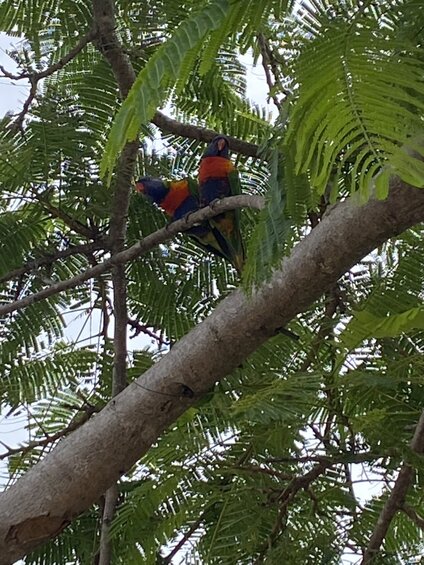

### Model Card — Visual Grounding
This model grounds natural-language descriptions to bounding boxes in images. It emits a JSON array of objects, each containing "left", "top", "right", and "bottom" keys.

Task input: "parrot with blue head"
[
  {"left": 198, "top": 135, "right": 245, "bottom": 274},
  {"left": 135, "top": 176, "right": 236, "bottom": 265}
]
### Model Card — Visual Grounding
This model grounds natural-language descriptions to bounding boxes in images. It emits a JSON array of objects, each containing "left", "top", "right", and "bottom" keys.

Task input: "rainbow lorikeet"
[
  {"left": 135, "top": 176, "right": 238, "bottom": 266},
  {"left": 198, "top": 135, "right": 245, "bottom": 274}
]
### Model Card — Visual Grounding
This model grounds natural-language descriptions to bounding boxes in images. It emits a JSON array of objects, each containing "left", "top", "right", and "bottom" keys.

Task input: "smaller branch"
[
  {"left": 33, "top": 192, "right": 102, "bottom": 240},
  {"left": 1, "top": 30, "right": 96, "bottom": 131},
  {"left": 110, "top": 266, "right": 127, "bottom": 397},
  {"left": 228, "top": 464, "right": 292, "bottom": 481},
  {"left": 0, "top": 195, "right": 264, "bottom": 318},
  {"left": 97, "top": 276, "right": 111, "bottom": 340},
  {"left": 13, "top": 79, "right": 37, "bottom": 132},
  {"left": 98, "top": 483, "right": 119, "bottom": 565},
  {"left": 255, "top": 460, "right": 330, "bottom": 562},
  {"left": 0, "top": 241, "right": 104, "bottom": 285},
  {"left": 163, "top": 513, "right": 205, "bottom": 564},
  {"left": 127, "top": 317, "right": 167, "bottom": 346},
  {"left": 0, "top": 30, "right": 96, "bottom": 82},
  {"left": 31, "top": 30, "right": 97, "bottom": 80},
  {"left": 257, "top": 34, "right": 282, "bottom": 111},
  {"left": 151, "top": 112, "right": 259, "bottom": 158},
  {"left": 265, "top": 452, "right": 381, "bottom": 466},
  {"left": 402, "top": 504, "right": 424, "bottom": 531},
  {"left": 298, "top": 281, "right": 345, "bottom": 374},
  {"left": 0, "top": 403, "right": 99, "bottom": 461},
  {"left": 0, "top": 64, "right": 21, "bottom": 80},
  {"left": 362, "top": 409, "right": 424, "bottom": 564}
]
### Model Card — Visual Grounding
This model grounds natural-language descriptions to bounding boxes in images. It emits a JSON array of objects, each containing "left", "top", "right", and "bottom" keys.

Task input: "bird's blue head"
[
  {"left": 135, "top": 177, "right": 168, "bottom": 205},
  {"left": 202, "top": 135, "right": 230, "bottom": 159}
]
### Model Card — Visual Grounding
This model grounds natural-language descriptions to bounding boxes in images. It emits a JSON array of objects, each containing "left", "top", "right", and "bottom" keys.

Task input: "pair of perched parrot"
[{"left": 135, "top": 135, "right": 245, "bottom": 274}]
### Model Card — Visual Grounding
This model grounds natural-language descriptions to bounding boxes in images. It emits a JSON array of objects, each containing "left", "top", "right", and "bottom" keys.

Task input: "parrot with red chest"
[
  {"left": 135, "top": 176, "right": 236, "bottom": 265},
  {"left": 198, "top": 135, "right": 245, "bottom": 274}
]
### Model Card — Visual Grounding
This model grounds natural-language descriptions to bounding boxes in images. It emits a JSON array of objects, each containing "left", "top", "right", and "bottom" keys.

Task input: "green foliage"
[
  {"left": 242, "top": 148, "right": 292, "bottom": 287},
  {"left": 286, "top": 1, "right": 424, "bottom": 199},
  {"left": 339, "top": 231, "right": 424, "bottom": 354},
  {"left": 1, "top": 0, "right": 424, "bottom": 564},
  {"left": 341, "top": 306, "right": 424, "bottom": 352}
]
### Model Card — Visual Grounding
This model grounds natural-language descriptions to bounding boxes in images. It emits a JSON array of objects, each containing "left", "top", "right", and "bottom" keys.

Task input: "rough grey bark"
[{"left": 0, "top": 180, "right": 424, "bottom": 563}]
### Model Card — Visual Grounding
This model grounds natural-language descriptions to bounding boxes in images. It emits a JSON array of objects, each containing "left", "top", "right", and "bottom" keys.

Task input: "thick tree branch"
[
  {"left": 362, "top": 409, "right": 424, "bottom": 564},
  {"left": 0, "top": 181, "right": 424, "bottom": 561},
  {"left": 0, "top": 195, "right": 264, "bottom": 318}
]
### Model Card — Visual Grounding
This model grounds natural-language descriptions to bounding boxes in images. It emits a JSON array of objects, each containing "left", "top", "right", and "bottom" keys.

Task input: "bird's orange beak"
[
  {"left": 135, "top": 181, "right": 145, "bottom": 193},
  {"left": 217, "top": 138, "right": 226, "bottom": 151}
]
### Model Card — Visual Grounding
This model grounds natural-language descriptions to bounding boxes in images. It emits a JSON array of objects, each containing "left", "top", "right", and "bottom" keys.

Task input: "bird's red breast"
[
  {"left": 199, "top": 156, "right": 235, "bottom": 184},
  {"left": 160, "top": 179, "right": 191, "bottom": 216}
]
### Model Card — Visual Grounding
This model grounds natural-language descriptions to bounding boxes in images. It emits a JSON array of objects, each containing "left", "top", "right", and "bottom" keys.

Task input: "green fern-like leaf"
[
  {"left": 286, "top": 12, "right": 424, "bottom": 199},
  {"left": 340, "top": 307, "right": 424, "bottom": 352},
  {"left": 242, "top": 148, "right": 292, "bottom": 288}
]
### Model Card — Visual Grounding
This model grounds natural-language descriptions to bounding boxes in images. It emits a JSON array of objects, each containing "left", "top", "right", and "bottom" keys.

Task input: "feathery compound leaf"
[
  {"left": 286, "top": 12, "right": 424, "bottom": 200},
  {"left": 101, "top": 0, "right": 232, "bottom": 181},
  {"left": 338, "top": 231, "right": 424, "bottom": 353},
  {"left": 198, "top": 1, "right": 246, "bottom": 76},
  {"left": 243, "top": 148, "right": 292, "bottom": 289},
  {"left": 340, "top": 307, "right": 424, "bottom": 353}
]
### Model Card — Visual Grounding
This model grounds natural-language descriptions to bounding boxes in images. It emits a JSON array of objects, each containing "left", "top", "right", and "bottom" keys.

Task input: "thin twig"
[
  {"left": 362, "top": 409, "right": 424, "bottom": 563},
  {"left": 265, "top": 452, "right": 382, "bottom": 465},
  {"left": 0, "top": 30, "right": 97, "bottom": 82},
  {"left": 227, "top": 464, "right": 293, "bottom": 481},
  {"left": 163, "top": 513, "right": 205, "bottom": 563},
  {"left": 0, "top": 403, "right": 99, "bottom": 461},
  {"left": 1, "top": 30, "right": 96, "bottom": 132},
  {"left": 127, "top": 317, "right": 167, "bottom": 345},
  {"left": 0, "top": 241, "right": 104, "bottom": 284},
  {"left": 31, "top": 188, "right": 102, "bottom": 240},
  {"left": 255, "top": 461, "right": 330, "bottom": 562}
]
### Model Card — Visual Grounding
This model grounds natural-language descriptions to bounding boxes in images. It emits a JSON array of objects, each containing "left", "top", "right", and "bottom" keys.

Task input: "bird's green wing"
[
  {"left": 228, "top": 168, "right": 242, "bottom": 196},
  {"left": 222, "top": 168, "right": 245, "bottom": 274},
  {"left": 186, "top": 177, "right": 201, "bottom": 204}
]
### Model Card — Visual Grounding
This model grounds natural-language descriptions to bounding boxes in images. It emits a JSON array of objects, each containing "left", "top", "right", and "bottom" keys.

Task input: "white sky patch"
[
  {"left": 240, "top": 51, "right": 276, "bottom": 112},
  {"left": 0, "top": 33, "right": 29, "bottom": 117}
]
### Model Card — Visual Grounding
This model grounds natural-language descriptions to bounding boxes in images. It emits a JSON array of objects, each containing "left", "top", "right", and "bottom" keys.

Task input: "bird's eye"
[
  {"left": 217, "top": 139, "right": 226, "bottom": 151},
  {"left": 135, "top": 183, "right": 145, "bottom": 193}
]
